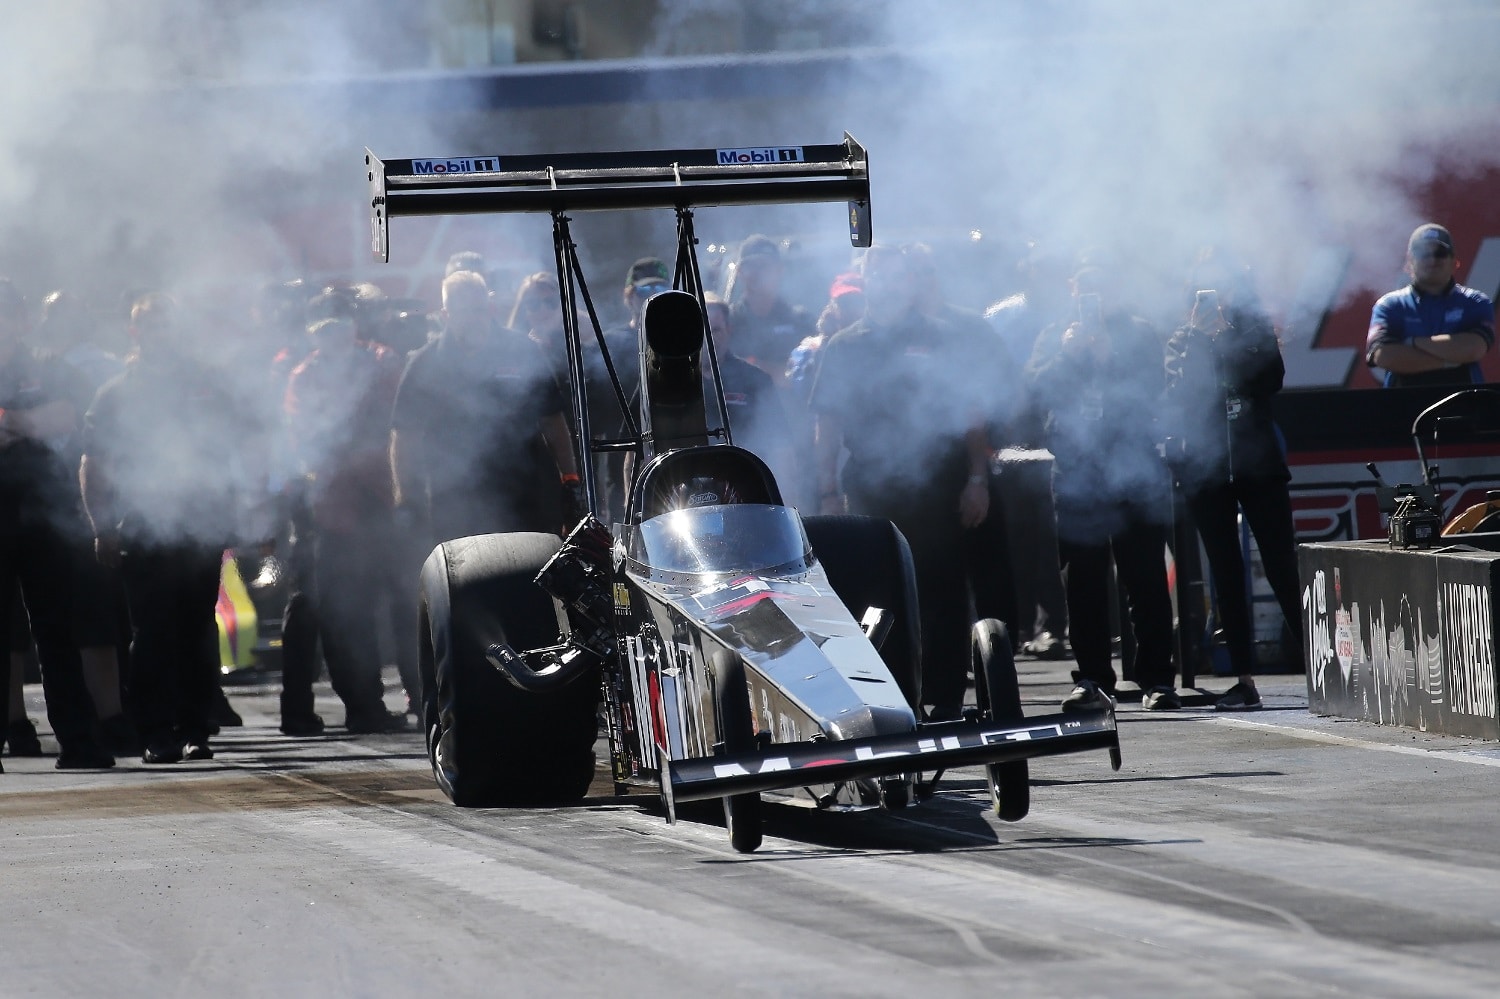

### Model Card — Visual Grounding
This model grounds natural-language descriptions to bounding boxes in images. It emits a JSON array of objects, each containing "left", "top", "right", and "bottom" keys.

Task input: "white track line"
[{"left": 1209, "top": 714, "right": 1500, "bottom": 767}]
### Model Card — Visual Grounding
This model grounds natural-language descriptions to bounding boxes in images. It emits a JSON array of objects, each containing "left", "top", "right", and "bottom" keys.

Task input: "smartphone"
[
  {"left": 1077, "top": 292, "right": 1103, "bottom": 328},
  {"left": 1193, "top": 289, "right": 1221, "bottom": 328}
]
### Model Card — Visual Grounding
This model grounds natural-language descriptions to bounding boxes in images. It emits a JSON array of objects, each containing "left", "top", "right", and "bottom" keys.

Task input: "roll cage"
[{"left": 366, "top": 135, "right": 872, "bottom": 523}]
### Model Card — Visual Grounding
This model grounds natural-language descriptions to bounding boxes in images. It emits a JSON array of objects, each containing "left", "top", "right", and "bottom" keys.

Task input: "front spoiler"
[{"left": 667, "top": 707, "right": 1118, "bottom": 805}]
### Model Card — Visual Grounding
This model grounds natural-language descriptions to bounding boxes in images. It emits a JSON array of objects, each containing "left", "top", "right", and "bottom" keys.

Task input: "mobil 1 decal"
[
  {"left": 409, "top": 156, "right": 499, "bottom": 175},
  {"left": 715, "top": 146, "right": 804, "bottom": 165}
]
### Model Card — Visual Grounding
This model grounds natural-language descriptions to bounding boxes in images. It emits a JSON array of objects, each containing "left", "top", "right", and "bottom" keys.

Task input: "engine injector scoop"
[{"left": 641, "top": 290, "right": 710, "bottom": 452}]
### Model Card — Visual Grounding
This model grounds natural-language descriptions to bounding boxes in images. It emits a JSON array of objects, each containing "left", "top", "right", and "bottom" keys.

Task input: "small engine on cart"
[
  {"left": 1368, "top": 462, "right": 1440, "bottom": 549},
  {"left": 1387, "top": 497, "right": 1440, "bottom": 549}
]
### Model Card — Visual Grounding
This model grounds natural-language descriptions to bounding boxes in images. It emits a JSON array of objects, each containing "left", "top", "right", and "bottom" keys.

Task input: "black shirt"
[
  {"left": 1164, "top": 306, "right": 1290, "bottom": 487},
  {"left": 83, "top": 355, "right": 246, "bottom": 545},
  {"left": 1026, "top": 311, "right": 1170, "bottom": 509},
  {"left": 728, "top": 298, "right": 811, "bottom": 376},
  {"left": 707, "top": 352, "right": 788, "bottom": 462},
  {"left": 809, "top": 310, "right": 988, "bottom": 499},
  {"left": 392, "top": 328, "right": 564, "bottom": 534},
  {"left": 0, "top": 346, "right": 89, "bottom": 521}
]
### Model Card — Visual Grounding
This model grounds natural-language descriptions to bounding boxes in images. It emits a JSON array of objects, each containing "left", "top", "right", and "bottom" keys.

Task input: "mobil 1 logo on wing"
[
  {"left": 716, "top": 147, "right": 804, "bottom": 165},
  {"left": 411, "top": 157, "right": 500, "bottom": 175}
]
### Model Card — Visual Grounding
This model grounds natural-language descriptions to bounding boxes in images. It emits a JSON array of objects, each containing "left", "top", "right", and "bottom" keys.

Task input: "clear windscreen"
[{"left": 631, "top": 504, "right": 811, "bottom": 575}]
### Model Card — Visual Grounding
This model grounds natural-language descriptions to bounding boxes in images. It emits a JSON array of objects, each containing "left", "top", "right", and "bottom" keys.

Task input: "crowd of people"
[{"left": 0, "top": 221, "right": 1492, "bottom": 770}]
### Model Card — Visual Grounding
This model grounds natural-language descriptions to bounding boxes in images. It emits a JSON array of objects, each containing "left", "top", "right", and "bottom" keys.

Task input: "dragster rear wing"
[
  {"left": 366, "top": 134, "right": 872, "bottom": 261},
  {"left": 665, "top": 708, "right": 1121, "bottom": 809}
]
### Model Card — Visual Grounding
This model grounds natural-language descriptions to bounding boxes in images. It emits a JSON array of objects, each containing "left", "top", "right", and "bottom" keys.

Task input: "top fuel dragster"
[{"left": 367, "top": 135, "right": 1120, "bottom": 851}]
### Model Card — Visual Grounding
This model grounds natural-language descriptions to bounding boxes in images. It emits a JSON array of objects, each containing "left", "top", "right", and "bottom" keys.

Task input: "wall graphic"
[{"left": 1301, "top": 544, "right": 1500, "bottom": 740}]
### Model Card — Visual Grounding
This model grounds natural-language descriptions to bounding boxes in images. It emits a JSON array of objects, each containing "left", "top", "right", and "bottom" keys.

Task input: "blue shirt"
[{"left": 1366, "top": 281, "right": 1494, "bottom": 387}]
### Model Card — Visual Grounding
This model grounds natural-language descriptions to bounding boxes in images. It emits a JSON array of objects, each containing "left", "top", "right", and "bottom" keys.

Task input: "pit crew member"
[
  {"left": 0, "top": 278, "right": 113, "bottom": 770},
  {"left": 1164, "top": 252, "right": 1301, "bottom": 711},
  {"left": 1026, "top": 267, "right": 1178, "bottom": 712},
  {"left": 391, "top": 270, "right": 580, "bottom": 547}
]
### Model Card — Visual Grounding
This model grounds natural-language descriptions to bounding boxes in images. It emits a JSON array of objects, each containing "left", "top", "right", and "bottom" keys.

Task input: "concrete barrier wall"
[{"left": 1300, "top": 540, "right": 1500, "bottom": 739}]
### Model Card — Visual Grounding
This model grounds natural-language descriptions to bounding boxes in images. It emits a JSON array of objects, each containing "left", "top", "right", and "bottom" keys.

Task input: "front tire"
[
  {"left": 717, "top": 658, "right": 762, "bottom": 853},
  {"left": 973, "top": 618, "right": 1029, "bottom": 821},
  {"left": 419, "top": 533, "right": 599, "bottom": 807}
]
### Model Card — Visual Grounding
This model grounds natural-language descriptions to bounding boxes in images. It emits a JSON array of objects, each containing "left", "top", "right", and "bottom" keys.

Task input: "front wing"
[{"left": 667, "top": 707, "right": 1119, "bottom": 804}]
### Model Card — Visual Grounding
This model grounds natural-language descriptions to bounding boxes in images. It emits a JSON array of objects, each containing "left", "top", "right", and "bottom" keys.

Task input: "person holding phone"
[
  {"left": 1366, "top": 224, "right": 1493, "bottom": 388},
  {"left": 1026, "top": 266, "right": 1179, "bottom": 712},
  {"left": 1163, "top": 251, "right": 1302, "bottom": 710}
]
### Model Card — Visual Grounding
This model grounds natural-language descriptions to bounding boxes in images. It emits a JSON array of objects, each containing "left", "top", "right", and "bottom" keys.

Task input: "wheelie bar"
[{"left": 667, "top": 707, "right": 1119, "bottom": 804}]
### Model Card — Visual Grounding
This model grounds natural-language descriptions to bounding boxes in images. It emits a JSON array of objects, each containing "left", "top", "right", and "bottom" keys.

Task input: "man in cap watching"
[
  {"left": 1366, "top": 223, "right": 1494, "bottom": 387},
  {"left": 728, "top": 234, "right": 811, "bottom": 383}
]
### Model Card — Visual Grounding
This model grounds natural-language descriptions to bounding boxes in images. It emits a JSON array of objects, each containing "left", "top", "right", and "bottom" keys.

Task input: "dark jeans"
[
  {"left": 120, "top": 541, "right": 222, "bottom": 745},
  {"left": 1188, "top": 477, "right": 1303, "bottom": 676},
  {"left": 1056, "top": 511, "right": 1176, "bottom": 693},
  {"left": 963, "top": 473, "right": 1018, "bottom": 647},
  {"left": 997, "top": 455, "right": 1068, "bottom": 640},
  {"left": 278, "top": 526, "right": 321, "bottom": 720},
  {"left": 313, "top": 523, "right": 396, "bottom": 718},
  {"left": 0, "top": 512, "right": 99, "bottom": 751}
]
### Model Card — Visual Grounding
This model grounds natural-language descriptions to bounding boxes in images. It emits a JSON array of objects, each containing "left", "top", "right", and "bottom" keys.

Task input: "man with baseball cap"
[
  {"left": 728, "top": 234, "right": 811, "bottom": 382},
  {"left": 1366, "top": 223, "right": 1494, "bottom": 387}
]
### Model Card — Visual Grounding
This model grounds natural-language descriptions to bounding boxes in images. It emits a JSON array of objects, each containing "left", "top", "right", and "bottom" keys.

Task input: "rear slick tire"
[
  {"left": 419, "top": 533, "right": 598, "bottom": 807},
  {"left": 973, "top": 618, "right": 1029, "bottom": 822}
]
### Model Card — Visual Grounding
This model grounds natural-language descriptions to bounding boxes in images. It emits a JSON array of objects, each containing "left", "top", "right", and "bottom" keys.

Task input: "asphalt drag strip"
[{"left": 5, "top": 663, "right": 1500, "bottom": 997}]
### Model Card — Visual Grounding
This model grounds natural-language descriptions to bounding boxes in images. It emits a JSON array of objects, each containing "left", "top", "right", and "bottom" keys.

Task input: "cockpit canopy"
[{"left": 630, "top": 504, "right": 812, "bottom": 577}]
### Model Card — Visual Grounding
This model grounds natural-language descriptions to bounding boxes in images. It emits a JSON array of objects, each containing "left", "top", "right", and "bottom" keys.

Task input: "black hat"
[
  {"left": 1408, "top": 224, "right": 1454, "bottom": 255},
  {"left": 626, "top": 257, "right": 671, "bottom": 289}
]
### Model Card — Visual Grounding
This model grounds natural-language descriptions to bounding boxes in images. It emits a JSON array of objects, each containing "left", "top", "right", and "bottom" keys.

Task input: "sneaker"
[
  {"left": 5, "top": 718, "right": 45, "bottom": 757},
  {"left": 1215, "top": 682, "right": 1263, "bottom": 712},
  {"left": 279, "top": 712, "right": 326, "bottom": 737},
  {"left": 1061, "top": 675, "right": 1116, "bottom": 714},
  {"left": 1141, "top": 686, "right": 1182, "bottom": 711},
  {"left": 345, "top": 708, "right": 411, "bottom": 735},
  {"left": 142, "top": 737, "right": 185, "bottom": 765},
  {"left": 1022, "top": 630, "right": 1070, "bottom": 660},
  {"left": 183, "top": 741, "right": 215, "bottom": 761},
  {"left": 55, "top": 745, "right": 116, "bottom": 769}
]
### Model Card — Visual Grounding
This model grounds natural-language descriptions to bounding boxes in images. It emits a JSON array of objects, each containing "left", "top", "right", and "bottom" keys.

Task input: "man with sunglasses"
[{"left": 1366, "top": 224, "right": 1494, "bottom": 387}]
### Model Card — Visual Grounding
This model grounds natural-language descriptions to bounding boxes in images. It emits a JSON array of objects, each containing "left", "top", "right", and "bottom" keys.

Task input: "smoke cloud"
[
  {"left": 851, "top": 0, "right": 1500, "bottom": 311},
  {"left": 1, "top": 0, "right": 1497, "bottom": 541}
]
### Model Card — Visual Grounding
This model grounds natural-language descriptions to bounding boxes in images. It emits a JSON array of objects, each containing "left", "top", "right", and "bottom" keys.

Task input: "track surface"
[{"left": 6, "top": 659, "right": 1500, "bottom": 998}]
